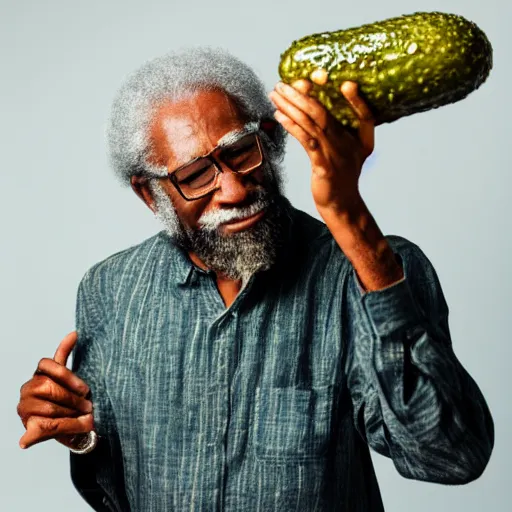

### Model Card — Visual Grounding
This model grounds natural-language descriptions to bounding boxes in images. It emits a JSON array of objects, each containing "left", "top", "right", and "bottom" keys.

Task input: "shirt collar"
[{"left": 157, "top": 231, "right": 207, "bottom": 286}]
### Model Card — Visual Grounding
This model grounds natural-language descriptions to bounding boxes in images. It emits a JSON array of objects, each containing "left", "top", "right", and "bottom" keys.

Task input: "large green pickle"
[{"left": 278, "top": 12, "right": 493, "bottom": 128}]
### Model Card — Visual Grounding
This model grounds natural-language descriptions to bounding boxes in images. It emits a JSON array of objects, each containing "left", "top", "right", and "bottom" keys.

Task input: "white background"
[{"left": 2, "top": 0, "right": 509, "bottom": 510}]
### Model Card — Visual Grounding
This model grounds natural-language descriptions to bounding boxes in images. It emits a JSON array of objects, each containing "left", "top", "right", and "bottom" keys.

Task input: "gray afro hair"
[{"left": 107, "top": 46, "right": 288, "bottom": 186}]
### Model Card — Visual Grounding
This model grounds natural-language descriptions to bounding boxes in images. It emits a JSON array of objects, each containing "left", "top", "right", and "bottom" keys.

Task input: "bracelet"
[{"left": 69, "top": 430, "right": 98, "bottom": 455}]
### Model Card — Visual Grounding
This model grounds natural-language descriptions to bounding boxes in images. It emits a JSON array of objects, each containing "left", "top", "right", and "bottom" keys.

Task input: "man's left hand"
[{"left": 269, "top": 80, "right": 374, "bottom": 216}]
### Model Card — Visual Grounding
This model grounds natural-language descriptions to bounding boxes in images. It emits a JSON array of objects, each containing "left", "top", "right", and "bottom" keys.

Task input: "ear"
[
  {"left": 260, "top": 118, "right": 280, "bottom": 143},
  {"left": 130, "top": 175, "right": 156, "bottom": 213}
]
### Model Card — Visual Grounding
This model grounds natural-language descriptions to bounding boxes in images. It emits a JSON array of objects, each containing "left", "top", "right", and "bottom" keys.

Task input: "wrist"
[
  {"left": 320, "top": 198, "right": 404, "bottom": 291},
  {"left": 316, "top": 191, "right": 366, "bottom": 226}
]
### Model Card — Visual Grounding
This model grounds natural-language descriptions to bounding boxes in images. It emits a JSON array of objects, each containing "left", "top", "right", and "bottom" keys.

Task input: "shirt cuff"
[
  {"left": 353, "top": 268, "right": 406, "bottom": 296},
  {"left": 354, "top": 253, "right": 423, "bottom": 339}
]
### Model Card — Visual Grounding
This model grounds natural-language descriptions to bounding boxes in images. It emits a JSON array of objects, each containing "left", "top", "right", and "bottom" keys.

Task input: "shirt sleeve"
[
  {"left": 343, "top": 235, "right": 494, "bottom": 484},
  {"left": 70, "top": 271, "right": 130, "bottom": 512}
]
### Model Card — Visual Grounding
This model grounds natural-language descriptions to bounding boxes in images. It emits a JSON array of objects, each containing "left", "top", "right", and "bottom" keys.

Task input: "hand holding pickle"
[
  {"left": 271, "top": 11, "right": 493, "bottom": 215},
  {"left": 269, "top": 79, "right": 373, "bottom": 214}
]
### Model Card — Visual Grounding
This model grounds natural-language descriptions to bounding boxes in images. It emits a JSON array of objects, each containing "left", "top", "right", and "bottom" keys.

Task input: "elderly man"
[{"left": 17, "top": 47, "right": 493, "bottom": 511}]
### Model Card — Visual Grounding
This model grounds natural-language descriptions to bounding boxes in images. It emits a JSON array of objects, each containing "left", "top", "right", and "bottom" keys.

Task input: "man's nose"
[{"left": 213, "top": 167, "right": 258, "bottom": 205}]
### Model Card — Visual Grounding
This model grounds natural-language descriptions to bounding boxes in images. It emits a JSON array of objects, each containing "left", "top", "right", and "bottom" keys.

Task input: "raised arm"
[{"left": 344, "top": 237, "right": 494, "bottom": 484}]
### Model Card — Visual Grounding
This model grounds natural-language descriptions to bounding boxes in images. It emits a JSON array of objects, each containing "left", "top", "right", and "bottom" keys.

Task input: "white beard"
[{"left": 148, "top": 167, "right": 292, "bottom": 285}]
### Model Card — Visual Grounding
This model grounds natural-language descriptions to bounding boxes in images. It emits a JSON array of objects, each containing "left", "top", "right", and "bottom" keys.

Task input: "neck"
[
  {"left": 188, "top": 251, "right": 209, "bottom": 272},
  {"left": 189, "top": 251, "right": 243, "bottom": 308}
]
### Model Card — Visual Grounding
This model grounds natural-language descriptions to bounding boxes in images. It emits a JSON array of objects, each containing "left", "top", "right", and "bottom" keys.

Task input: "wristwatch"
[{"left": 69, "top": 430, "right": 98, "bottom": 455}]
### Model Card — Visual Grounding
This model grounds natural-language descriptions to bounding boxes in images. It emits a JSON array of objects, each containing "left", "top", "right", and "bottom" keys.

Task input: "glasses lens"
[
  {"left": 174, "top": 159, "right": 217, "bottom": 197},
  {"left": 219, "top": 133, "right": 261, "bottom": 172},
  {"left": 171, "top": 133, "right": 262, "bottom": 200}
]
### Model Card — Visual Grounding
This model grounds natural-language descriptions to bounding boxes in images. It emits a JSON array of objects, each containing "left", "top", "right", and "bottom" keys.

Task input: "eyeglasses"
[{"left": 167, "top": 132, "right": 264, "bottom": 201}]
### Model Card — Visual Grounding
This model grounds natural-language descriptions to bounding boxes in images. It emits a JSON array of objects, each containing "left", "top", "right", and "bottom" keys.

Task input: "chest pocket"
[{"left": 253, "top": 385, "right": 334, "bottom": 463}]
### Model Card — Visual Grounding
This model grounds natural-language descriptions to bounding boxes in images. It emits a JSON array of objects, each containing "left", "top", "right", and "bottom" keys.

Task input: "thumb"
[{"left": 53, "top": 331, "right": 78, "bottom": 366}]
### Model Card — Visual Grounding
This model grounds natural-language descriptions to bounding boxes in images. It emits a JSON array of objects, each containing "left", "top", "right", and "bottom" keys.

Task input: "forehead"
[{"left": 149, "top": 89, "right": 248, "bottom": 167}]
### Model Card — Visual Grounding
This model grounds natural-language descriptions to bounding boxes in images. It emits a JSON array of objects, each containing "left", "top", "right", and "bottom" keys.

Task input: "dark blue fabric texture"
[{"left": 70, "top": 205, "right": 494, "bottom": 511}]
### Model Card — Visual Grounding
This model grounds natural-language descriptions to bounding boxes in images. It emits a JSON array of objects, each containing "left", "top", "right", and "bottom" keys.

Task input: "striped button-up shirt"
[{"left": 70, "top": 204, "right": 494, "bottom": 511}]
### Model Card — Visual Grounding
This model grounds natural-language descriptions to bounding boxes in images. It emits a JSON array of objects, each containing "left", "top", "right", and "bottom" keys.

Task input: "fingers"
[
  {"left": 269, "top": 81, "right": 329, "bottom": 136},
  {"left": 19, "top": 414, "right": 94, "bottom": 449},
  {"left": 339, "top": 81, "right": 375, "bottom": 157},
  {"left": 357, "top": 121, "right": 375, "bottom": 158},
  {"left": 291, "top": 79, "right": 313, "bottom": 95},
  {"left": 33, "top": 376, "right": 93, "bottom": 412},
  {"left": 35, "top": 357, "right": 90, "bottom": 397},
  {"left": 273, "top": 110, "right": 321, "bottom": 154},
  {"left": 17, "top": 397, "right": 84, "bottom": 425},
  {"left": 20, "top": 375, "right": 93, "bottom": 417},
  {"left": 339, "top": 82, "right": 373, "bottom": 121},
  {"left": 53, "top": 331, "right": 78, "bottom": 366}
]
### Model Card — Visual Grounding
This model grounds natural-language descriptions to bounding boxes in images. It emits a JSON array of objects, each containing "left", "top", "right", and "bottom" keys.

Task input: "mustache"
[{"left": 197, "top": 188, "right": 272, "bottom": 231}]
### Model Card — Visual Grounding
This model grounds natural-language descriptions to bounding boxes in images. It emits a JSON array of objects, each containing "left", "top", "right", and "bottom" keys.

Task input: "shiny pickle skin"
[{"left": 278, "top": 12, "right": 493, "bottom": 128}]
